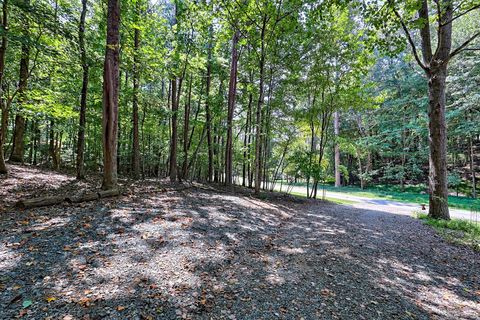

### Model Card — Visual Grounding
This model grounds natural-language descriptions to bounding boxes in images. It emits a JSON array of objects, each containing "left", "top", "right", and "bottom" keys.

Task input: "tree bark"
[
  {"left": 356, "top": 149, "right": 365, "bottom": 190},
  {"left": 10, "top": 10, "right": 29, "bottom": 163},
  {"left": 427, "top": 65, "right": 449, "bottom": 219},
  {"left": 169, "top": 78, "right": 178, "bottom": 182},
  {"left": 76, "top": 0, "right": 88, "bottom": 180},
  {"left": 132, "top": 4, "right": 140, "bottom": 179},
  {"left": 242, "top": 93, "right": 253, "bottom": 187},
  {"left": 205, "top": 25, "right": 214, "bottom": 182},
  {"left": 101, "top": 0, "right": 120, "bottom": 190},
  {"left": 0, "top": 0, "right": 8, "bottom": 174},
  {"left": 470, "top": 136, "right": 477, "bottom": 199},
  {"left": 422, "top": 1, "right": 451, "bottom": 220},
  {"left": 16, "top": 196, "right": 66, "bottom": 209},
  {"left": 225, "top": 30, "right": 239, "bottom": 186},
  {"left": 181, "top": 74, "right": 192, "bottom": 179},
  {"left": 334, "top": 111, "right": 341, "bottom": 187},
  {"left": 254, "top": 15, "right": 267, "bottom": 195}
]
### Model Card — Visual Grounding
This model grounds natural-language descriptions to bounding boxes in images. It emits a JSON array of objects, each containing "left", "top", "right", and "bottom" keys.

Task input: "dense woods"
[{"left": 0, "top": 0, "right": 479, "bottom": 220}]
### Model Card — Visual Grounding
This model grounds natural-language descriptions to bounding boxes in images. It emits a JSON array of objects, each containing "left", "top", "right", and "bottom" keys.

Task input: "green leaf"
[{"left": 22, "top": 300, "right": 32, "bottom": 308}]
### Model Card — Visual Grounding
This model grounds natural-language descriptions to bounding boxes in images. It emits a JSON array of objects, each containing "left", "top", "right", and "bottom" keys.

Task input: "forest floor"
[{"left": 1, "top": 165, "right": 480, "bottom": 320}]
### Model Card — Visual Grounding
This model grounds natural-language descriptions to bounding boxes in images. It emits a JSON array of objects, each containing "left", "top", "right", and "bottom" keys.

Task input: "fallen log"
[
  {"left": 15, "top": 188, "right": 121, "bottom": 209},
  {"left": 98, "top": 188, "right": 120, "bottom": 198},
  {"left": 16, "top": 195, "right": 66, "bottom": 209},
  {"left": 66, "top": 192, "right": 99, "bottom": 203}
]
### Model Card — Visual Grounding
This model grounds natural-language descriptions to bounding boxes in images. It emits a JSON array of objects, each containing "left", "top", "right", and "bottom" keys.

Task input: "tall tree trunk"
[
  {"left": 10, "top": 9, "right": 29, "bottom": 163},
  {"left": 132, "top": 5, "right": 140, "bottom": 179},
  {"left": 205, "top": 26, "right": 214, "bottom": 182},
  {"left": 394, "top": 0, "right": 453, "bottom": 219},
  {"left": 182, "top": 74, "right": 192, "bottom": 179},
  {"left": 49, "top": 119, "right": 56, "bottom": 168},
  {"left": 101, "top": 0, "right": 120, "bottom": 190},
  {"left": 254, "top": 15, "right": 267, "bottom": 195},
  {"left": 470, "top": 136, "right": 477, "bottom": 199},
  {"left": 334, "top": 111, "right": 341, "bottom": 187},
  {"left": 400, "top": 106, "right": 407, "bottom": 191},
  {"left": 356, "top": 149, "right": 365, "bottom": 190},
  {"left": 28, "top": 120, "right": 34, "bottom": 163},
  {"left": 307, "top": 111, "right": 315, "bottom": 198},
  {"left": 33, "top": 121, "right": 39, "bottom": 165},
  {"left": 169, "top": 78, "right": 178, "bottom": 182},
  {"left": 427, "top": 65, "right": 449, "bottom": 219},
  {"left": 242, "top": 93, "right": 252, "bottom": 187},
  {"left": 225, "top": 30, "right": 239, "bottom": 186},
  {"left": 76, "top": 0, "right": 88, "bottom": 179},
  {"left": 0, "top": 0, "right": 8, "bottom": 174},
  {"left": 213, "top": 124, "right": 219, "bottom": 182}
]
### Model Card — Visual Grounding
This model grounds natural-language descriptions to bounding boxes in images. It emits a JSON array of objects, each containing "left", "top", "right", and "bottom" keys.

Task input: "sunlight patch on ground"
[
  {"left": 375, "top": 257, "right": 480, "bottom": 319},
  {"left": 0, "top": 244, "right": 22, "bottom": 270},
  {"left": 30, "top": 216, "right": 71, "bottom": 231}
]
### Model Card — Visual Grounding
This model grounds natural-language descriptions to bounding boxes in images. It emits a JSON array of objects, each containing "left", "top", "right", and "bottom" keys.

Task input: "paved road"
[{"left": 278, "top": 185, "right": 477, "bottom": 221}]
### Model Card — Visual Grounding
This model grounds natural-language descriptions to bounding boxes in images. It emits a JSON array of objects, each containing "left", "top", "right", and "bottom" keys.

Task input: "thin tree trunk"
[
  {"left": 169, "top": 78, "right": 178, "bottom": 182},
  {"left": 357, "top": 149, "right": 364, "bottom": 190},
  {"left": 10, "top": 11, "right": 29, "bottom": 163},
  {"left": 205, "top": 26, "right": 214, "bottom": 182},
  {"left": 334, "top": 111, "right": 341, "bottom": 187},
  {"left": 132, "top": 5, "right": 140, "bottom": 179},
  {"left": 470, "top": 136, "right": 477, "bottom": 199},
  {"left": 0, "top": 0, "right": 8, "bottom": 174},
  {"left": 182, "top": 74, "right": 192, "bottom": 179},
  {"left": 76, "top": 0, "right": 88, "bottom": 179},
  {"left": 101, "top": 0, "right": 120, "bottom": 190},
  {"left": 254, "top": 15, "right": 267, "bottom": 195},
  {"left": 225, "top": 30, "right": 239, "bottom": 186},
  {"left": 213, "top": 124, "right": 219, "bottom": 182},
  {"left": 307, "top": 110, "right": 315, "bottom": 198},
  {"left": 33, "top": 121, "right": 39, "bottom": 165},
  {"left": 400, "top": 106, "right": 407, "bottom": 191},
  {"left": 242, "top": 93, "right": 252, "bottom": 187},
  {"left": 270, "top": 142, "right": 288, "bottom": 192},
  {"left": 28, "top": 120, "right": 34, "bottom": 163}
]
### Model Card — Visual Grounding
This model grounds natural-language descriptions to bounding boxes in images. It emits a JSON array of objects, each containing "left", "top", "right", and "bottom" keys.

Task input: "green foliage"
[{"left": 417, "top": 213, "right": 480, "bottom": 250}]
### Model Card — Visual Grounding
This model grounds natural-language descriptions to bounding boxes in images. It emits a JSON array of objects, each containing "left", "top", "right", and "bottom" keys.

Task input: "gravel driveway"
[{"left": 1, "top": 181, "right": 479, "bottom": 319}]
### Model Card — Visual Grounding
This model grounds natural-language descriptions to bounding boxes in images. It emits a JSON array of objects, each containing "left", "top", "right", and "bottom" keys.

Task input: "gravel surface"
[{"left": 1, "top": 167, "right": 479, "bottom": 319}]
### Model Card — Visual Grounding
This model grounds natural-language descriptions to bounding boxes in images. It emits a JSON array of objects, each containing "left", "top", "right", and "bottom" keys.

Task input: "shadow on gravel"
[{"left": 1, "top": 184, "right": 479, "bottom": 319}]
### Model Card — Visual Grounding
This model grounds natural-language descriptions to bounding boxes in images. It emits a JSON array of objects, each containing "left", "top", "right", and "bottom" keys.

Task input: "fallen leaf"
[
  {"left": 46, "top": 296, "right": 56, "bottom": 302},
  {"left": 78, "top": 297, "right": 91, "bottom": 307},
  {"left": 22, "top": 300, "right": 32, "bottom": 308},
  {"left": 117, "top": 305, "right": 126, "bottom": 311}
]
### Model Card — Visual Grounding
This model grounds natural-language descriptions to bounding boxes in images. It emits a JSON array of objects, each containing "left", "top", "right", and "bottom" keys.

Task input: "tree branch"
[
  {"left": 440, "top": 3, "right": 480, "bottom": 27},
  {"left": 450, "top": 31, "right": 480, "bottom": 59},
  {"left": 390, "top": 5, "right": 428, "bottom": 71}
]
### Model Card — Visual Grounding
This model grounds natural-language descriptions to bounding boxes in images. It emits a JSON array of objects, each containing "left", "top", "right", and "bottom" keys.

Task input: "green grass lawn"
[
  {"left": 417, "top": 213, "right": 480, "bottom": 251},
  {"left": 287, "top": 190, "right": 357, "bottom": 205},
  {"left": 284, "top": 182, "right": 480, "bottom": 211}
]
